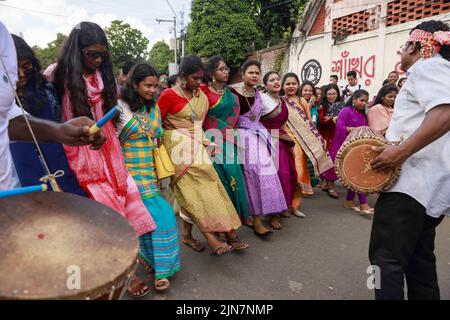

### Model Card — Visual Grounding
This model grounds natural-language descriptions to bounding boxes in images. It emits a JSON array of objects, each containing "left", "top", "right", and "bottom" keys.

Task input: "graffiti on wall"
[
  {"left": 331, "top": 50, "right": 376, "bottom": 86},
  {"left": 394, "top": 50, "right": 407, "bottom": 76}
]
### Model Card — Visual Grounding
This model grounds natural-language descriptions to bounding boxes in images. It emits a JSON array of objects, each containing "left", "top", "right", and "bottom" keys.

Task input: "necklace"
[
  {"left": 238, "top": 84, "right": 257, "bottom": 121},
  {"left": 210, "top": 84, "right": 225, "bottom": 96},
  {"left": 242, "top": 86, "right": 256, "bottom": 98},
  {"left": 177, "top": 85, "right": 199, "bottom": 122},
  {"left": 267, "top": 92, "right": 281, "bottom": 104},
  {"left": 133, "top": 106, "right": 154, "bottom": 136}
]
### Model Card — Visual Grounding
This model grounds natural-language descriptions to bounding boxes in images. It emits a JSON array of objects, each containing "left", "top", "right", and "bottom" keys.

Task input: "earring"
[
  {"left": 212, "top": 77, "right": 216, "bottom": 84},
  {"left": 181, "top": 79, "right": 187, "bottom": 89}
]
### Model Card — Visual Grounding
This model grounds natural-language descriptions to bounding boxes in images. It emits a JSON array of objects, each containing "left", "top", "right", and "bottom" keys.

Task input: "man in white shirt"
[
  {"left": 342, "top": 70, "right": 363, "bottom": 99},
  {"left": 369, "top": 20, "right": 450, "bottom": 300},
  {"left": 0, "top": 21, "right": 105, "bottom": 190}
]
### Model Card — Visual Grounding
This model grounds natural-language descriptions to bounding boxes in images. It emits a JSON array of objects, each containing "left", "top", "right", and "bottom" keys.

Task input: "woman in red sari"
[{"left": 317, "top": 84, "right": 343, "bottom": 199}]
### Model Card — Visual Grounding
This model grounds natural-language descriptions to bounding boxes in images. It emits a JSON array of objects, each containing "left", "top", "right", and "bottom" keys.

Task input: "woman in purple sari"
[
  {"left": 260, "top": 71, "right": 297, "bottom": 230},
  {"left": 326, "top": 90, "right": 374, "bottom": 215},
  {"left": 230, "top": 61, "right": 287, "bottom": 237}
]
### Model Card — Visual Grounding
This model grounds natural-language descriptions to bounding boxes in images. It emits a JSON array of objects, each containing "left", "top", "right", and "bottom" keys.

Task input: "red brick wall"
[
  {"left": 332, "top": 8, "right": 378, "bottom": 38},
  {"left": 229, "top": 45, "right": 287, "bottom": 84},
  {"left": 308, "top": 4, "right": 327, "bottom": 36},
  {"left": 387, "top": 0, "right": 450, "bottom": 27}
]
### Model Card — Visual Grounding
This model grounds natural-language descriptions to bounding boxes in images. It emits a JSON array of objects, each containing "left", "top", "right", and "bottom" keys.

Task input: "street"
[{"left": 128, "top": 183, "right": 450, "bottom": 300}]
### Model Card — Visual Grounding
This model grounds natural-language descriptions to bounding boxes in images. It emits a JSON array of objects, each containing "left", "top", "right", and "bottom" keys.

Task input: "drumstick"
[
  {"left": 0, "top": 184, "right": 48, "bottom": 199},
  {"left": 88, "top": 105, "right": 121, "bottom": 135}
]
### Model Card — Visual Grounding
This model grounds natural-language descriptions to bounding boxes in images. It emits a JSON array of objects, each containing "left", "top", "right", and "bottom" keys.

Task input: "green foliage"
[
  {"left": 187, "top": 0, "right": 262, "bottom": 67},
  {"left": 251, "top": 0, "right": 308, "bottom": 47},
  {"left": 105, "top": 20, "right": 149, "bottom": 71},
  {"left": 33, "top": 33, "right": 67, "bottom": 69},
  {"left": 148, "top": 41, "right": 174, "bottom": 73}
]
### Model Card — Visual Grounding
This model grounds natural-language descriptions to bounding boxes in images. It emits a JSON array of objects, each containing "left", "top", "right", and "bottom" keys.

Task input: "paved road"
[{"left": 127, "top": 184, "right": 450, "bottom": 300}]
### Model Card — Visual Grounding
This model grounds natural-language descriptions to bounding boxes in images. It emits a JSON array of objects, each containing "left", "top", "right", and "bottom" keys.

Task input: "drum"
[
  {"left": 335, "top": 126, "right": 401, "bottom": 194},
  {"left": 0, "top": 192, "right": 138, "bottom": 300}
]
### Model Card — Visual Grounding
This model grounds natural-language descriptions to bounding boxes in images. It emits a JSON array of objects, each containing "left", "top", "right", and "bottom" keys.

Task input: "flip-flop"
[
  {"left": 210, "top": 245, "right": 234, "bottom": 256},
  {"left": 327, "top": 189, "right": 339, "bottom": 199},
  {"left": 360, "top": 208, "right": 374, "bottom": 215},
  {"left": 182, "top": 236, "right": 206, "bottom": 252},
  {"left": 227, "top": 237, "right": 249, "bottom": 251},
  {"left": 343, "top": 205, "right": 360, "bottom": 212}
]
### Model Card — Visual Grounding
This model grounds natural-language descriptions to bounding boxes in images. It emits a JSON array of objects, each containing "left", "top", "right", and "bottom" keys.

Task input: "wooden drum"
[
  {"left": 335, "top": 126, "right": 401, "bottom": 193},
  {"left": 0, "top": 192, "right": 138, "bottom": 300}
]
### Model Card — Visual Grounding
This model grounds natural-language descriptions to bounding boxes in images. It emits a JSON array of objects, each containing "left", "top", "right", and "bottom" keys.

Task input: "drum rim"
[
  {"left": 0, "top": 254, "right": 138, "bottom": 300},
  {"left": 0, "top": 192, "right": 139, "bottom": 300},
  {"left": 336, "top": 136, "right": 401, "bottom": 194}
]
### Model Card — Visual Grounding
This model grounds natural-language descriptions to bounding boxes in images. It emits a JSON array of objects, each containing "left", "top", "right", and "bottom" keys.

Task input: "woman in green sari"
[{"left": 200, "top": 56, "right": 251, "bottom": 231}]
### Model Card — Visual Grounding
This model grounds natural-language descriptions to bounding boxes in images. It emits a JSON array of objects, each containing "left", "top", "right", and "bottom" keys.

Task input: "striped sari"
[{"left": 118, "top": 100, "right": 180, "bottom": 280}]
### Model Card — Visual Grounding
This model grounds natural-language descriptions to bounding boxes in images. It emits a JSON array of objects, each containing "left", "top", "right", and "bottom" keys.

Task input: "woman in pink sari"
[
  {"left": 367, "top": 84, "right": 398, "bottom": 135},
  {"left": 52, "top": 22, "right": 156, "bottom": 298}
]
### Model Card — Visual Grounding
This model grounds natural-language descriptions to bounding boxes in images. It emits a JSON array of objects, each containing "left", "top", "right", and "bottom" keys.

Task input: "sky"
[{"left": 0, "top": 0, "right": 191, "bottom": 49}]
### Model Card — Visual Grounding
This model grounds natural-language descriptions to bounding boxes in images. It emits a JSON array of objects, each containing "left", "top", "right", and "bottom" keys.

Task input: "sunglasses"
[{"left": 82, "top": 49, "right": 109, "bottom": 59}]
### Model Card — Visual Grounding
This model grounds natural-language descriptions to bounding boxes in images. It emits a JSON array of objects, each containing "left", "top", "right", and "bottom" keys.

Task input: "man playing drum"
[
  {"left": 369, "top": 20, "right": 450, "bottom": 300},
  {"left": 0, "top": 20, "right": 105, "bottom": 191}
]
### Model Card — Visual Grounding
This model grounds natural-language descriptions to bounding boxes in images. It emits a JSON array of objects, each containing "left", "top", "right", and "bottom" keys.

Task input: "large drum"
[
  {"left": 335, "top": 126, "right": 401, "bottom": 193},
  {"left": 0, "top": 192, "right": 138, "bottom": 300}
]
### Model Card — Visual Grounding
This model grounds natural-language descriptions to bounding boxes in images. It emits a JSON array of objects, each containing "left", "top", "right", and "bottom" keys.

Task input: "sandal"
[
  {"left": 359, "top": 208, "right": 374, "bottom": 215},
  {"left": 227, "top": 237, "right": 249, "bottom": 251},
  {"left": 269, "top": 218, "right": 282, "bottom": 230},
  {"left": 182, "top": 235, "right": 205, "bottom": 252},
  {"left": 154, "top": 278, "right": 170, "bottom": 291},
  {"left": 327, "top": 189, "right": 339, "bottom": 199},
  {"left": 343, "top": 204, "right": 360, "bottom": 212},
  {"left": 127, "top": 275, "right": 150, "bottom": 298},
  {"left": 210, "top": 244, "right": 234, "bottom": 256},
  {"left": 138, "top": 256, "right": 154, "bottom": 274}
]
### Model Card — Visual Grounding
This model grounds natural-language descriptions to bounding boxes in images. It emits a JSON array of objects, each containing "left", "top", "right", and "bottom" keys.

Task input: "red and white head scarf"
[{"left": 408, "top": 29, "right": 450, "bottom": 59}]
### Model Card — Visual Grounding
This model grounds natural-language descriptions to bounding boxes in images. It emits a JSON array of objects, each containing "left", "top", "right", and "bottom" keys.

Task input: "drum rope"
[{"left": 0, "top": 54, "right": 63, "bottom": 192}]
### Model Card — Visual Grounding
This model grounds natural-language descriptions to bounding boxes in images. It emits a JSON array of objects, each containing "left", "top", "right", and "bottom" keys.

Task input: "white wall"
[{"left": 287, "top": 11, "right": 450, "bottom": 98}]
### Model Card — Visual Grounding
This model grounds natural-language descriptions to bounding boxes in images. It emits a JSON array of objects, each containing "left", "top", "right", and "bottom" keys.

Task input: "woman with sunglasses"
[
  {"left": 51, "top": 22, "right": 157, "bottom": 298},
  {"left": 200, "top": 56, "right": 251, "bottom": 244},
  {"left": 9, "top": 35, "right": 85, "bottom": 196}
]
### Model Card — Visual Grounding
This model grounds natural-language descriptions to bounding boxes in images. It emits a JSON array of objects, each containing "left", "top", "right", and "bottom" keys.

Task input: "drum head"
[
  {"left": 0, "top": 192, "right": 138, "bottom": 300},
  {"left": 336, "top": 139, "right": 401, "bottom": 193}
]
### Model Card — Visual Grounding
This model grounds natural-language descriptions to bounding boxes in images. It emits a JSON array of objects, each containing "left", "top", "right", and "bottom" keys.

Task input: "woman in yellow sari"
[{"left": 157, "top": 56, "right": 245, "bottom": 256}]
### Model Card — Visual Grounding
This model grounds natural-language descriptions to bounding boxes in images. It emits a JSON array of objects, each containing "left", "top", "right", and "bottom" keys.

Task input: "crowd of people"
[{"left": 1, "top": 18, "right": 449, "bottom": 300}]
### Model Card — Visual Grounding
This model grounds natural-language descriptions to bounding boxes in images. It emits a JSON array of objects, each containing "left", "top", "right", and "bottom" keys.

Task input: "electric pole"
[{"left": 180, "top": 10, "right": 185, "bottom": 58}]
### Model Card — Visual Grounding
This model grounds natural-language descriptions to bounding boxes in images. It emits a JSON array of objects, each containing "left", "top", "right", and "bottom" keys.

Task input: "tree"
[
  {"left": 187, "top": 0, "right": 262, "bottom": 67},
  {"left": 148, "top": 41, "right": 174, "bottom": 73},
  {"left": 34, "top": 33, "right": 67, "bottom": 69},
  {"left": 105, "top": 20, "right": 149, "bottom": 71},
  {"left": 251, "top": 0, "right": 308, "bottom": 47}
]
